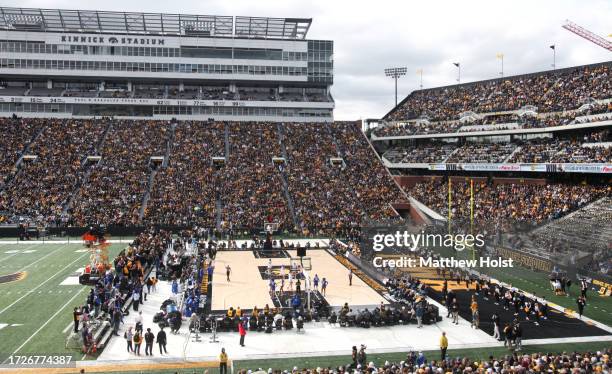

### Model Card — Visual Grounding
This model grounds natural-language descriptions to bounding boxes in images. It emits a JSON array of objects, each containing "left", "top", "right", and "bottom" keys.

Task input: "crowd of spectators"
[
  {"left": 144, "top": 122, "right": 225, "bottom": 227},
  {"left": 0, "top": 119, "right": 403, "bottom": 231},
  {"left": 281, "top": 122, "right": 404, "bottom": 236},
  {"left": 0, "top": 117, "right": 44, "bottom": 190},
  {"left": 69, "top": 120, "right": 171, "bottom": 226},
  {"left": 237, "top": 349, "right": 611, "bottom": 374},
  {"left": 446, "top": 143, "right": 517, "bottom": 164},
  {"left": 381, "top": 130, "right": 611, "bottom": 165},
  {"left": 383, "top": 143, "right": 455, "bottom": 164},
  {"left": 508, "top": 140, "right": 611, "bottom": 164},
  {"left": 0, "top": 119, "right": 107, "bottom": 225},
  {"left": 331, "top": 122, "right": 404, "bottom": 223},
  {"left": 386, "top": 63, "right": 610, "bottom": 122},
  {"left": 375, "top": 102, "right": 611, "bottom": 138},
  {"left": 525, "top": 197, "right": 611, "bottom": 267},
  {"left": 405, "top": 178, "right": 610, "bottom": 225},
  {"left": 221, "top": 122, "right": 291, "bottom": 231},
  {"left": 283, "top": 122, "right": 357, "bottom": 235}
]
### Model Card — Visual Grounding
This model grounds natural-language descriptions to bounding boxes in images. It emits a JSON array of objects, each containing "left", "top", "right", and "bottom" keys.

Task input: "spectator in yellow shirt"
[
  {"left": 219, "top": 348, "right": 228, "bottom": 374},
  {"left": 439, "top": 331, "right": 448, "bottom": 360}
]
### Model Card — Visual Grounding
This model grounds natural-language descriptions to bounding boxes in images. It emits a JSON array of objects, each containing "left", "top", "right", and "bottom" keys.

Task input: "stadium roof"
[{"left": 0, "top": 7, "right": 312, "bottom": 40}]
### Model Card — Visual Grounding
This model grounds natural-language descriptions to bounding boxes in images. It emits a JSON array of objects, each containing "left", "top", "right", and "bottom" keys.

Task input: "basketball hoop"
[
  {"left": 291, "top": 256, "right": 312, "bottom": 271},
  {"left": 264, "top": 222, "right": 279, "bottom": 234}
]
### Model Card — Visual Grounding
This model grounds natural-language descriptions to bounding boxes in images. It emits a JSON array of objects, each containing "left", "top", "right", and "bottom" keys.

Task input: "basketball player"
[
  {"left": 348, "top": 269, "right": 353, "bottom": 286},
  {"left": 269, "top": 278, "right": 276, "bottom": 296},
  {"left": 321, "top": 277, "right": 328, "bottom": 296},
  {"left": 226, "top": 265, "right": 231, "bottom": 282}
]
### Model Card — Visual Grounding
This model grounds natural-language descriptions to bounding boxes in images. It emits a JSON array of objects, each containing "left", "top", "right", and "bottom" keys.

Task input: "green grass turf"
[
  {"left": 0, "top": 242, "right": 125, "bottom": 359},
  {"left": 433, "top": 246, "right": 612, "bottom": 326},
  {"left": 76, "top": 341, "right": 611, "bottom": 373}
]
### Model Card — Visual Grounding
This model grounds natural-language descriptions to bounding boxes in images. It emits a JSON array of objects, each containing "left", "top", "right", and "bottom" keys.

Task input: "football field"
[{"left": 0, "top": 242, "right": 124, "bottom": 361}]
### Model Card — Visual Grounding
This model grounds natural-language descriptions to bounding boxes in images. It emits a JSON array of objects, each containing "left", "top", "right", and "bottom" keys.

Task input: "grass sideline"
[
  {"left": 434, "top": 247, "right": 612, "bottom": 327},
  {"left": 0, "top": 242, "right": 125, "bottom": 357}
]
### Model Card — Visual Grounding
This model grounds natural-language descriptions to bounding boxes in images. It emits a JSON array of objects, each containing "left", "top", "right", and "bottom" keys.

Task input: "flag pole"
[
  {"left": 470, "top": 179, "right": 475, "bottom": 261},
  {"left": 448, "top": 178, "right": 452, "bottom": 236}
]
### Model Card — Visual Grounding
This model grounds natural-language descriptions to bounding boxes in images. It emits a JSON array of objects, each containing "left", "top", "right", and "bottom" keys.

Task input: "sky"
[{"left": 5, "top": 0, "right": 611, "bottom": 120}]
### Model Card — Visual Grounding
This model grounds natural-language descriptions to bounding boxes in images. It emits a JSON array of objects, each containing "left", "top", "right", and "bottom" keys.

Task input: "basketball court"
[{"left": 210, "top": 248, "right": 388, "bottom": 312}]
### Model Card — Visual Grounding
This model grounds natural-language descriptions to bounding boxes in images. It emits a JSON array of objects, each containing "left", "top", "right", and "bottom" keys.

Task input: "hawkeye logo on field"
[{"left": 60, "top": 35, "right": 165, "bottom": 45}]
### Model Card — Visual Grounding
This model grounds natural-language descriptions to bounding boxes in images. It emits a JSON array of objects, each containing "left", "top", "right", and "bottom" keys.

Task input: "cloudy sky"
[{"left": 6, "top": 0, "right": 611, "bottom": 119}]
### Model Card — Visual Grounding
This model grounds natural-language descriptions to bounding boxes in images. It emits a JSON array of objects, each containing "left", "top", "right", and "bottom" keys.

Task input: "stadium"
[{"left": 0, "top": 3, "right": 610, "bottom": 374}]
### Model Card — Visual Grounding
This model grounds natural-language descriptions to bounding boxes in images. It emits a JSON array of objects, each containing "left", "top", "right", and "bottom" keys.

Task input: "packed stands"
[
  {"left": 283, "top": 122, "right": 402, "bottom": 235},
  {"left": 508, "top": 140, "right": 611, "bottom": 163},
  {"left": 236, "top": 349, "right": 612, "bottom": 373},
  {"left": 0, "top": 119, "right": 106, "bottom": 225},
  {"left": 331, "top": 122, "right": 404, "bottom": 221},
  {"left": 0, "top": 117, "right": 44, "bottom": 189},
  {"left": 383, "top": 131, "right": 611, "bottom": 164},
  {"left": 445, "top": 143, "right": 517, "bottom": 163},
  {"left": 69, "top": 121, "right": 171, "bottom": 226},
  {"left": 375, "top": 102, "right": 612, "bottom": 138},
  {"left": 382, "top": 143, "right": 455, "bottom": 164},
  {"left": 221, "top": 122, "right": 292, "bottom": 231},
  {"left": 0, "top": 119, "right": 402, "bottom": 231},
  {"left": 404, "top": 178, "right": 610, "bottom": 225},
  {"left": 527, "top": 197, "right": 612, "bottom": 266},
  {"left": 385, "top": 62, "right": 610, "bottom": 122},
  {"left": 143, "top": 122, "right": 225, "bottom": 228}
]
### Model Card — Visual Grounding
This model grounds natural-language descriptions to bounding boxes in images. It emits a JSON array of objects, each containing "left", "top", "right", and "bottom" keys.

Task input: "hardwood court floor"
[{"left": 211, "top": 249, "right": 387, "bottom": 311}]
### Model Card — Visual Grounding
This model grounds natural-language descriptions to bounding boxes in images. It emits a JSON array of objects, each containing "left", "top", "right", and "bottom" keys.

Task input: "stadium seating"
[
  {"left": 0, "top": 119, "right": 403, "bottom": 230},
  {"left": 69, "top": 120, "right": 171, "bottom": 227},
  {"left": 143, "top": 122, "right": 225, "bottom": 228},
  {"left": 0, "top": 119, "right": 106, "bottom": 225},
  {"left": 384, "top": 63, "right": 610, "bottom": 122},
  {"left": 403, "top": 178, "right": 609, "bottom": 225},
  {"left": 383, "top": 131, "right": 611, "bottom": 164},
  {"left": 236, "top": 349, "right": 611, "bottom": 373},
  {"left": 375, "top": 102, "right": 611, "bottom": 138},
  {"left": 0, "top": 118, "right": 45, "bottom": 189}
]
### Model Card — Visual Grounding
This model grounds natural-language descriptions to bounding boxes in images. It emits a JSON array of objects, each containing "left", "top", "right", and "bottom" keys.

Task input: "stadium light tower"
[
  {"left": 385, "top": 67, "right": 407, "bottom": 107},
  {"left": 453, "top": 62, "right": 461, "bottom": 83},
  {"left": 550, "top": 45, "right": 556, "bottom": 70}
]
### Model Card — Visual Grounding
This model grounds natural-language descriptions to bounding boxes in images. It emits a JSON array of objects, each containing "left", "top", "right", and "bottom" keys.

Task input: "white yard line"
[
  {"left": 0, "top": 244, "right": 43, "bottom": 264},
  {"left": 62, "top": 321, "right": 74, "bottom": 334},
  {"left": 0, "top": 239, "right": 133, "bottom": 245},
  {"left": 10, "top": 245, "right": 66, "bottom": 274},
  {"left": 0, "top": 250, "right": 89, "bottom": 316},
  {"left": 5, "top": 287, "right": 85, "bottom": 358}
]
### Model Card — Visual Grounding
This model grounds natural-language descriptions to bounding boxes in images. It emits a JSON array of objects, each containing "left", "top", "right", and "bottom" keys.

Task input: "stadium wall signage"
[
  {"left": 60, "top": 35, "right": 166, "bottom": 45},
  {"left": 0, "top": 95, "right": 332, "bottom": 109},
  {"left": 386, "top": 160, "right": 612, "bottom": 174}
]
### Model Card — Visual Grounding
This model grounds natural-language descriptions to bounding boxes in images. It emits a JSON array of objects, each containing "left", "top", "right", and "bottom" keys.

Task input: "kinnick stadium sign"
[{"left": 61, "top": 35, "right": 165, "bottom": 46}]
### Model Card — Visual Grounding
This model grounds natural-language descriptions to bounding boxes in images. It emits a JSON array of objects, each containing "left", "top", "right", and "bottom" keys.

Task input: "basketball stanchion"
[{"left": 210, "top": 318, "right": 220, "bottom": 343}]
